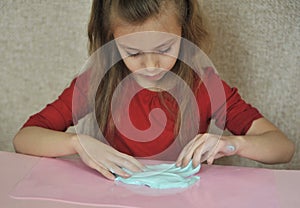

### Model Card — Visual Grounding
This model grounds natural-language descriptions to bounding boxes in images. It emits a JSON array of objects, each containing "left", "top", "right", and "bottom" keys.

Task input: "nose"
[{"left": 141, "top": 53, "right": 160, "bottom": 70}]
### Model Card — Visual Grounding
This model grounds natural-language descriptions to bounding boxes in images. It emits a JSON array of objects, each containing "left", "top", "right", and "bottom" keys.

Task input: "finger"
[
  {"left": 205, "top": 147, "right": 219, "bottom": 165},
  {"left": 176, "top": 136, "right": 198, "bottom": 163},
  {"left": 123, "top": 155, "right": 145, "bottom": 170},
  {"left": 181, "top": 134, "right": 207, "bottom": 167},
  {"left": 176, "top": 144, "right": 191, "bottom": 166},
  {"left": 91, "top": 156, "right": 131, "bottom": 179},
  {"left": 199, "top": 144, "right": 214, "bottom": 163},
  {"left": 113, "top": 154, "right": 144, "bottom": 172},
  {"left": 214, "top": 152, "right": 225, "bottom": 160},
  {"left": 192, "top": 144, "right": 209, "bottom": 167},
  {"left": 90, "top": 162, "right": 116, "bottom": 180},
  {"left": 176, "top": 145, "right": 191, "bottom": 166},
  {"left": 176, "top": 134, "right": 203, "bottom": 166},
  {"left": 195, "top": 135, "right": 219, "bottom": 165},
  {"left": 206, "top": 157, "right": 214, "bottom": 165},
  {"left": 205, "top": 142, "right": 223, "bottom": 165},
  {"left": 177, "top": 135, "right": 203, "bottom": 166},
  {"left": 207, "top": 144, "right": 237, "bottom": 165},
  {"left": 80, "top": 152, "right": 120, "bottom": 180},
  {"left": 106, "top": 162, "right": 131, "bottom": 178},
  {"left": 180, "top": 140, "right": 199, "bottom": 167},
  {"left": 97, "top": 167, "right": 116, "bottom": 180},
  {"left": 79, "top": 152, "right": 106, "bottom": 171}
]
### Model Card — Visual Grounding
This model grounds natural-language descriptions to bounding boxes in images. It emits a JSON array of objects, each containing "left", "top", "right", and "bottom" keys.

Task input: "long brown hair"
[{"left": 87, "top": 0, "right": 210, "bottom": 143}]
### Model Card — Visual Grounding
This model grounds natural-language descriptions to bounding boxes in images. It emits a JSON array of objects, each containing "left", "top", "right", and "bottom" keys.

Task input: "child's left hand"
[{"left": 176, "top": 133, "right": 238, "bottom": 168}]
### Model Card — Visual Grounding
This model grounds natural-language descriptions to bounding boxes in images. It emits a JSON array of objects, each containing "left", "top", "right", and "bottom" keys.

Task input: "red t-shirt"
[{"left": 23, "top": 69, "right": 262, "bottom": 157}]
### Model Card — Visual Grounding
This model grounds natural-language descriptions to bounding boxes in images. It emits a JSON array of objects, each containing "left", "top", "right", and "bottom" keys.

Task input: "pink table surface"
[{"left": 1, "top": 151, "right": 299, "bottom": 208}]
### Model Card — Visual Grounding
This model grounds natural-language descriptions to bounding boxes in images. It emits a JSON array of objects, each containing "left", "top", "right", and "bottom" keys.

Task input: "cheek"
[
  {"left": 159, "top": 56, "right": 177, "bottom": 71},
  {"left": 122, "top": 58, "right": 140, "bottom": 72}
]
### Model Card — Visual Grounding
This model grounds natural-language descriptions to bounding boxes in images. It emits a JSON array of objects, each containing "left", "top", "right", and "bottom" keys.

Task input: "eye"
[
  {"left": 158, "top": 47, "right": 171, "bottom": 54},
  {"left": 127, "top": 52, "right": 140, "bottom": 57},
  {"left": 127, "top": 51, "right": 143, "bottom": 57}
]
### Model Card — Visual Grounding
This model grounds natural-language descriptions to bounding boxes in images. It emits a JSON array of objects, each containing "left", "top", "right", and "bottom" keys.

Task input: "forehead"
[
  {"left": 112, "top": 11, "right": 182, "bottom": 50},
  {"left": 115, "top": 31, "right": 181, "bottom": 52}
]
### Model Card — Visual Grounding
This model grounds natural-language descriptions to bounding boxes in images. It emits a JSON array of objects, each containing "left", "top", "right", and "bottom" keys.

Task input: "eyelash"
[
  {"left": 127, "top": 47, "right": 172, "bottom": 57},
  {"left": 127, "top": 52, "right": 142, "bottom": 57}
]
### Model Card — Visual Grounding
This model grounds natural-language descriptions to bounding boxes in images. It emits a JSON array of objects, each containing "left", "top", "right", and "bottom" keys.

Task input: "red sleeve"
[
  {"left": 199, "top": 68, "right": 263, "bottom": 135},
  {"left": 220, "top": 82, "right": 262, "bottom": 135},
  {"left": 22, "top": 78, "right": 77, "bottom": 131}
]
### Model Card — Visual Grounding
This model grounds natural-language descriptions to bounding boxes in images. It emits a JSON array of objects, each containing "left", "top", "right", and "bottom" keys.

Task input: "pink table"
[{"left": 1, "top": 151, "right": 299, "bottom": 208}]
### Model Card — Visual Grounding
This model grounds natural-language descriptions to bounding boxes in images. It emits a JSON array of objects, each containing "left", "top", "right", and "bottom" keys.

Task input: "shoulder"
[{"left": 194, "top": 67, "right": 233, "bottom": 96}]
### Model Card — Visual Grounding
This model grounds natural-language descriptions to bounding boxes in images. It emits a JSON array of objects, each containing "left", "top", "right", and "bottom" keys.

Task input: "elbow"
[
  {"left": 274, "top": 139, "right": 296, "bottom": 164},
  {"left": 272, "top": 132, "right": 296, "bottom": 164},
  {"left": 13, "top": 130, "right": 24, "bottom": 154},
  {"left": 13, "top": 133, "right": 20, "bottom": 153},
  {"left": 284, "top": 140, "right": 296, "bottom": 163},
  {"left": 263, "top": 139, "right": 295, "bottom": 165}
]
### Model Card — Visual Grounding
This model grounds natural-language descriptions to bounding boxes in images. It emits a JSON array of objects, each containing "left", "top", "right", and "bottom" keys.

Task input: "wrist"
[
  {"left": 230, "top": 135, "right": 246, "bottom": 156},
  {"left": 69, "top": 133, "right": 80, "bottom": 153}
]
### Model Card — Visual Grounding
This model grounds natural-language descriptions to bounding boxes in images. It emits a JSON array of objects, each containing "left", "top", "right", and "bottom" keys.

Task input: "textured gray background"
[{"left": 0, "top": 0, "right": 299, "bottom": 169}]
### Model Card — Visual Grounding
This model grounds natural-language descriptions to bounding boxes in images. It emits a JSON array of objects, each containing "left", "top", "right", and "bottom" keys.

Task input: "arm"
[
  {"left": 13, "top": 126, "right": 77, "bottom": 157},
  {"left": 13, "top": 126, "right": 143, "bottom": 180},
  {"left": 177, "top": 70, "right": 295, "bottom": 167},
  {"left": 14, "top": 76, "right": 143, "bottom": 179},
  {"left": 233, "top": 117, "right": 295, "bottom": 164}
]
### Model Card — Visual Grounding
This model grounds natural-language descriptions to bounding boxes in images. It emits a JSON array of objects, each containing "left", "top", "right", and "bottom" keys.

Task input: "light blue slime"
[{"left": 115, "top": 161, "right": 200, "bottom": 189}]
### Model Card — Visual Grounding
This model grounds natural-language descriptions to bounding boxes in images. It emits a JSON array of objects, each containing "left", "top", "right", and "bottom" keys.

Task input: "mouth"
[{"left": 138, "top": 71, "right": 166, "bottom": 81}]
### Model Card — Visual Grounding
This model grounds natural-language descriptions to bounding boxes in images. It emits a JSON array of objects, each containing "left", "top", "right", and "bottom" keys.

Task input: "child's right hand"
[{"left": 71, "top": 134, "right": 144, "bottom": 180}]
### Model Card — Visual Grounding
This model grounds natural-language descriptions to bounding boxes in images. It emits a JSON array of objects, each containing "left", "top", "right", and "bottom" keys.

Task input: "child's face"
[{"left": 113, "top": 10, "right": 182, "bottom": 88}]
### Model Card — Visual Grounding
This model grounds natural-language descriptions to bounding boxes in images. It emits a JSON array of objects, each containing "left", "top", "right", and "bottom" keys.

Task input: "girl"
[{"left": 13, "top": 0, "right": 295, "bottom": 180}]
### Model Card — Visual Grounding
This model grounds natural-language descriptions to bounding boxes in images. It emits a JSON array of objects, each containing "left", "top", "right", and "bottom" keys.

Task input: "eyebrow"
[{"left": 118, "top": 38, "right": 177, "bottom": 51}]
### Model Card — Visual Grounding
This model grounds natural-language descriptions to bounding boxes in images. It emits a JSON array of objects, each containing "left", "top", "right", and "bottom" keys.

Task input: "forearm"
[
  {"left": 13, "top": 126, "right": 78, "bottom": 157},
  {"left": 233, "top": 130, "right": 295, "bottom": 164}
]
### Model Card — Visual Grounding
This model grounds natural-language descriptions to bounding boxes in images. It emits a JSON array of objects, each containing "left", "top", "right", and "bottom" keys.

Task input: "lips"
[{"left": 139, "top": 72, "right": 166, "bottom": 81}]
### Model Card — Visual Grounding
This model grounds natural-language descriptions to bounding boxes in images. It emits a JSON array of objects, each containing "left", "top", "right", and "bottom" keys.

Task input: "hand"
[
  {"left": 71, "top": 134, "right": 144, "bottom": 180},
  {"left": 176, "top": 133, "right": 238, "bottom": 168}
]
